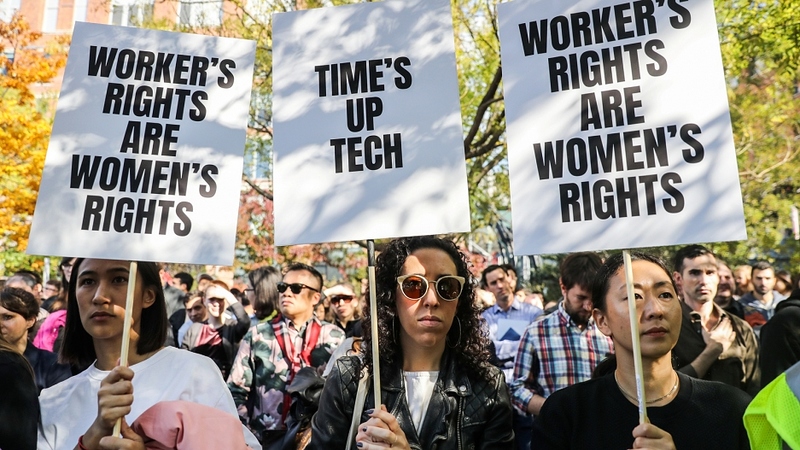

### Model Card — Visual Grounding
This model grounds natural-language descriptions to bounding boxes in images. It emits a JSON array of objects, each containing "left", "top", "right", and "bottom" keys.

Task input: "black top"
[
  {"left": 759, "top": 297, "right": 800, "bottom": 385},
  {"left": 0, "top": 351, "right": 39, "bottom": 450},
  {"left": 531, "top": 371, "right": 751, "bottom": 450},
  {"left": 23, "top": 342, "right": 72, "bottom": 393},
  {"left": 672, "top": 302, "right": 760, "bottom": 396}
]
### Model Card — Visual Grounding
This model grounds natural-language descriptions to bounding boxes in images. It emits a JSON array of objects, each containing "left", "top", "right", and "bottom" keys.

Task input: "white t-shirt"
[
  {"left": 37, "top": 347, "right": 261, "bottom": 449},
  {"left": 404, "top": 371, "right": 438, "bottom": 434}
]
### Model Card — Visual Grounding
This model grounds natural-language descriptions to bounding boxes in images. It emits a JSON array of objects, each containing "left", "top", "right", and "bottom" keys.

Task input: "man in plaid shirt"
[{"left": 510, "top": 252, "right": 614, "bottom": 416}]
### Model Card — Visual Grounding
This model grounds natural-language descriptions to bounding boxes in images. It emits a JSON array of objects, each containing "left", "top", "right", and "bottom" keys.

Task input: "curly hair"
[{"left": 362, "top": 236, "right": 493, "bottom": 381}]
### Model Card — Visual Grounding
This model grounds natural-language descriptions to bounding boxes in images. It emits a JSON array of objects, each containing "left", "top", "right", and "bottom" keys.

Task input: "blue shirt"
[{"left": 482, "top": 299, "right": 543, "bottom": 381}]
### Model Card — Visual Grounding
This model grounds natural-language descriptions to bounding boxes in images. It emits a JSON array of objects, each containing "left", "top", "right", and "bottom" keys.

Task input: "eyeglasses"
[
  {"left": 330, "top": 295, "right": 354, "bottom": 305},
  {"left": 277, "top": 282, "right": 320, "bottom": 295},
  {"left": 397, "top": 274, "right": 465, "bottom": 302}
]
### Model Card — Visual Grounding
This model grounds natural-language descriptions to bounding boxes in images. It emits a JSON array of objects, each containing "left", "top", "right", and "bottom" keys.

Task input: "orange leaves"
[{"left": 0, "top": 14, "right": 66, "bottom": 252}]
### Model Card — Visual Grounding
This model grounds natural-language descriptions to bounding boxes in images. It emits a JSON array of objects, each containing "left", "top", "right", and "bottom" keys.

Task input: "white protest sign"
[
  {"left": 498, "top": 0, "right": 747, "bottom": 255},
  {"left": 27, "top": 22, "right": 256, "bottom": 265},
  {"left": 272, "top": 0, "right": 471, "bottom": 246}
]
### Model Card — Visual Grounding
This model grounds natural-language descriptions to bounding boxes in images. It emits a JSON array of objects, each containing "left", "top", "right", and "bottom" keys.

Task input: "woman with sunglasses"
[
  {"left": 37, "top": 258, "right": 261, "bottom": 450},
  {"left": 309, "top": 236, "right": 514, "bottom": 450},
  {"left": 325, "top": 283, "right": 363, "bottom": 338}
]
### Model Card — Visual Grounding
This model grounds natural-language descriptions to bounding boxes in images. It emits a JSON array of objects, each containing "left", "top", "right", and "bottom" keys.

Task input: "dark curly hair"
[{"left": 362, "top": 236, "right": 493, "bottom": 381}]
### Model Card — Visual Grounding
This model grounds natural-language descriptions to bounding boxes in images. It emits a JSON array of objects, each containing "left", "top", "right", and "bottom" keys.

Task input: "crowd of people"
[{"left": 0, "top": 239, "right": 799, "bottom": 449}]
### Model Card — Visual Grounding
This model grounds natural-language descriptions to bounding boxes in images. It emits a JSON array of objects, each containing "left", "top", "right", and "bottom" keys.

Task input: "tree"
[
  {"left": 0, "top": 14, "right": 68, "bottom": 274},
  {"left": 715, "top": 0, "right": 800, "bottom": 268}
]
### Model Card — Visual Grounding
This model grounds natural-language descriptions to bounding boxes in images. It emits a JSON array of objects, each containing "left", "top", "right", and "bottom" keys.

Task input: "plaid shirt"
[
  {"left": 510, "top": 302, "right": 614, "bottom": 412},
  {"left": 227, "top": 315, "right": 344, "bottom": 434}
]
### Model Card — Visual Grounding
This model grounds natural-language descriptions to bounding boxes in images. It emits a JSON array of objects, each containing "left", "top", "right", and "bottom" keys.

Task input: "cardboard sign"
[
  {"left": 27, "top": 22, "right": 256, "bottom": 265},
  {"left": 271, "top": 0, "right": 471, "bottom": 246},
  {"left": 498, "top": 0, "right": 747, "bottom": 255}
]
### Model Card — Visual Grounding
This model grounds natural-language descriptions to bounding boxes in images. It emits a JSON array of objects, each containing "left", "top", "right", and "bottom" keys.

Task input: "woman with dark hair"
[
  {"left": 531, "top": 252, "right": 751, "bottom": 449},
  {"left": 0, "top": 332, "right": 39, "bottom": 450},
  {"left": 37, "top": 258, "right": 261, "bottom": 450},
  {"left": 247, "top": 265, "right": 281, "bottom": 323},
  {"left": 0, "top": 287, "right": 71, "bottom": 392},
  {"left": 309, "top": 236, "right": 514, "bottom": 449}
]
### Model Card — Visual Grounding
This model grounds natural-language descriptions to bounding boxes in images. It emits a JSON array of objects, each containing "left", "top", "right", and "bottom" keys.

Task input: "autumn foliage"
[{"left": 0, "top": 13, "right": 68, "bottom": 253}]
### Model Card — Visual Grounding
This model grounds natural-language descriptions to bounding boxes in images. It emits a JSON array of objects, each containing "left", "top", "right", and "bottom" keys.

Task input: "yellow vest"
[{"left": 744, "top": 362, "right": 800, "bottom": 449}]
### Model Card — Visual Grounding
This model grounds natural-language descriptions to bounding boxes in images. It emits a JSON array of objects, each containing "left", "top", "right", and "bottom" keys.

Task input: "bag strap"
[{"left": 346, "top": 370, "right": 370, "bottom": 450}]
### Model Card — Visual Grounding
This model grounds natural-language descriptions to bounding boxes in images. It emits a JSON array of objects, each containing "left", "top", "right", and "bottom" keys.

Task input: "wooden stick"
[
  {"left": 622, "top": 250, "right": 648, "bottom": 424},
  {"left": 112, "top": 261, "right": 138, "bottom": 437},
  {"left": 367, "top": 240, "right": 381, "bottom": 407}
]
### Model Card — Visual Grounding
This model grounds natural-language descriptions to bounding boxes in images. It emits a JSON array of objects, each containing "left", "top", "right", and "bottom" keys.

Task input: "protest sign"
[
  {"left": 271, "top": 0, "right": 471, "bottom": 246},
  {"left": 27, "top": 22, "right": 256, "bottom": 265},
  {"left": 498, "top": 0, "right": 747, "bottom": 255}
]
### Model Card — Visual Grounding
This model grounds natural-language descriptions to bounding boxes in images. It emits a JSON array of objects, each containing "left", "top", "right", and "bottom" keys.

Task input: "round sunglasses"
[{"left": 397, "top": 274, "right": 465, "bottom": 302}]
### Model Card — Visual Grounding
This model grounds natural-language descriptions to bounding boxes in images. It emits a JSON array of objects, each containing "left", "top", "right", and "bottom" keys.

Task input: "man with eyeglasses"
[
  {"left": 323, "top": 283, "right": 362, "bottom": 338},
  {"left": 228, "top": 262, "right": 345, "bottom": 446}
]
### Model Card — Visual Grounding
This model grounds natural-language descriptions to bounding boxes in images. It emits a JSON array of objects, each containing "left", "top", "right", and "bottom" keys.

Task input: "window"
[
  {"left": 179, "top": 0, "right": 223, "bottom": 27},
  {"left": 73, "top": 0, "right": 87, "bottom": 23},
  {"left": 42, "top": 0, "right": 59, "bottom": 32},
  {"left": 110, "top": 0, "right": 153, "bottom": 26}
]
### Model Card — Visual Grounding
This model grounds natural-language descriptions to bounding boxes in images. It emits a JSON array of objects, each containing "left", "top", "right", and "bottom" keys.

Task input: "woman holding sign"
[
  {"left": 37, "top": 258, "right": 261, "bottom": 450},
  {"left": 531, "top": 252, "right": 751, "bottom": 449},
  {"left": 309, "top": 236, "right": 514, "bottom": 449}
]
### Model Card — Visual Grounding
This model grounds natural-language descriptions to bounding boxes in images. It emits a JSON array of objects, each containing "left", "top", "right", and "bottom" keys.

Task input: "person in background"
[
  {"left": 41, "top": 280, "right": 61, "bottom": 307},
  {"left": 37, "top": 258, "right": 260, "bottom": 449},
  {"left": 10, "top": 270, "right": 44, "bottom": 301},
  {"left": 510, "top": 252, "right": 613, "bottom": 420},
  {"left": 171, "top": 272, "right": 194, "bottom": 294},
  {"left": 0, "top": 332, "right": 39, "bottom": 450},
  {"left": 309, "top": 236, "right": 514, "bottom": 449},
  {"left": 481, "top": 263, "right": 542, "bottom": 450},
  {"left": 0, "top": 287, "right": 71, "bottom": 392},
  {"left": 774, "top": 269, "right": 794, "bottom": 298},
  {"left": 532, "top": 252, "right": 751, "bottom": 449},
  {"left": 182, "top": 283, "right": 250, "bottom": 378},
  {"left": 734, "top": 265, "right": 754, "bottom": 297},
  {"left": 197, "top": 273, "right": 215, "bottom": 292},
  {"left": 671, "top": 245, "right": 759, "bottom": 396},
  {"left": 759, "top": 288, "right": 800, "bottom": 385},
  {"left": 325, "top": 283, "right": 363, "bottom": 338},
  {"left": 714, "top": 260, "right": 745, "bottom": 319},
  {"left": 246, "top": 266, "right": 282, "bottom": 326},
  {"left": 171, "top": 292, "right": 207, "bottom": 347},
  {"left": 738, "top": 261, "right": 786, "bottom": 331},
  {"left": 229, "top": 263, "right": 344, "bottom": 446}
]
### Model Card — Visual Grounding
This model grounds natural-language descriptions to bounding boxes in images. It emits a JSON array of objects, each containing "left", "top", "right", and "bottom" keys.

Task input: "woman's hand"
[
  {"left": 81, "top": 366, "right": 135, "bottom": 449},
  {"left": 355, "top": 405, "right": 409, "bottom": 449},
  {"left": 630, "top": 422, "right": 676, "bottom": 450},
  {"left": 97, "top": 419, "right": 145, "bottom": 450}
]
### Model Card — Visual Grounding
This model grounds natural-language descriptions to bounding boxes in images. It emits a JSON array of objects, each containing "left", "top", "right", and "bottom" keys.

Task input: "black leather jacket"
[{"left": 308, "top": 352, "right": 514, "bottom": 450}]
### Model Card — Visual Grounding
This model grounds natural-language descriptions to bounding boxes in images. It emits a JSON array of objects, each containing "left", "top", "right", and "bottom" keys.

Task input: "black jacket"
[
  {"left": 759, "top": 296, "right": 800, "bottom": 385},
  {"left": 308, "top": 352, "right": 514, "bottom": 450},
  {"left": 23, "top": 342, "right": 71, "bottom": 393}
]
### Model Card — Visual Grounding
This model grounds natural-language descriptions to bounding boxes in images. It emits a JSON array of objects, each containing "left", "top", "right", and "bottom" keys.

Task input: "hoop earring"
[{"left": 447, "top": 317, "right": 462, "bottom": 349}]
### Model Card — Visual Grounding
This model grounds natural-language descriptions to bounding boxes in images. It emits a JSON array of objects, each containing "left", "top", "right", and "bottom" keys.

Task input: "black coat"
[
  {"left": 0, "top": 351, "right": 39, "bottom": 450},
  {"left": 23, "top": 342, "right": 71, "bottom": 393},
  {"left": 308, "top": 352, "right": 514, "bottom": 450}
]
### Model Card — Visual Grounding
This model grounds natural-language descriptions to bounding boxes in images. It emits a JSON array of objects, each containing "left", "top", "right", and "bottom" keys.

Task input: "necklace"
[{"left": 614, "top": 371, "right": 679, "bottom": 405}]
